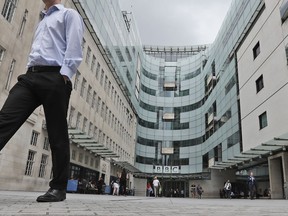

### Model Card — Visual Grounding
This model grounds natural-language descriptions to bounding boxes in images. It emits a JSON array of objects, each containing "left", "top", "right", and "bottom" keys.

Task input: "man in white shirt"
[
  {"left": 224, "top": 180, "right": 232, "bottom": 199},
  {"left": 152, "top": 176, "right": 161, "bottom": 197}
]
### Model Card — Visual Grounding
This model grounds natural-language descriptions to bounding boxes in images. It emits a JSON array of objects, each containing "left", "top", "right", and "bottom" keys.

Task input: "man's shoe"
[{"left": 36, "top": 188, "right": 66, "bottom": 202}]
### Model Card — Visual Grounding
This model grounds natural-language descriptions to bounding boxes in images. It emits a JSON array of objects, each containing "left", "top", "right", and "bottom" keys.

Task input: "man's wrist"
[{"left": 62, "top": 75, "right": 70, "bottom": 84}]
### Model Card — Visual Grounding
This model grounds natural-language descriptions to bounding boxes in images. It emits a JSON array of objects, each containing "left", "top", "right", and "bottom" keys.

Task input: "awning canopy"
[
  {"left": 210, "top": 132, "right": 288, "bottom": 170},
  {"left": 112, "top": 161, "right": 142, "bottom": 174},
  {"left": 68, "top": 128, "right": 119, "bottom": 158}
]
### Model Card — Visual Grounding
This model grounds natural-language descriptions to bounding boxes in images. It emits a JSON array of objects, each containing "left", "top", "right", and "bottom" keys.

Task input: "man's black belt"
[{"left": 27, "top": 66, "right": 61, "bottom": 73}]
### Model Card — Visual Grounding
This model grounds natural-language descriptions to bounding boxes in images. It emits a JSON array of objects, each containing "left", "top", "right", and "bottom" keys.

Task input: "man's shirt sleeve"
[{"left": 61, "top": 9, "right": 84, "bottom": 80}]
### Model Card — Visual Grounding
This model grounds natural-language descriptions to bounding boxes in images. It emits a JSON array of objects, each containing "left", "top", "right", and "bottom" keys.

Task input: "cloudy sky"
[{"left": 119, "top": 0, "right": 233, "bottom": 46}]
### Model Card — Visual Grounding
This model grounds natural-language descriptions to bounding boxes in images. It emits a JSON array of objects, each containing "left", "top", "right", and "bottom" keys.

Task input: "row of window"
[
  {"left": 76, "top": 42, "right": 133, "bottom": 126},
  {"left": 0, "top": 46, "right": 16, "bottom": 91},
  {"left": 72, "top": 40, "right": 137, "bottom": 161},
  {"left": 71, "top": 149, "right": 98, "bottom": 168},
  {"left": 0, "top": 1, "right": 36, "bottom": 91},
  {"left": 68, "top": 106, "right": 131, "bottom": 161},
  {"left": 253, "top": 50, "right": 267, "bottom": 130},
  {"left": 2, "top": 0, "right": 29, "bottom": 36},
  {"left": 24, "top": 150, "right": 50, "bottom": 178},
  {"left": 142, "top": 66, "right": 202, "bottom": 82},
  {"left": 24, "top": 131, "right": 50, "bottom": 178},
  {"left": 136, "top": 130, "right": 239, "bottom": 167}
]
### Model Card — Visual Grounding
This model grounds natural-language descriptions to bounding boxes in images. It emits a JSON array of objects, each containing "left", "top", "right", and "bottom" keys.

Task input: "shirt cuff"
[{"left": 60, "top": 65, "right": 75, "bottom": 80}]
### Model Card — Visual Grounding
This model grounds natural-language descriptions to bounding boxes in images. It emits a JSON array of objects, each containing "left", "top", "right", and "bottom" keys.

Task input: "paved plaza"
[{"left": 0, "top": 190, "right": 287, "bottom": 216}]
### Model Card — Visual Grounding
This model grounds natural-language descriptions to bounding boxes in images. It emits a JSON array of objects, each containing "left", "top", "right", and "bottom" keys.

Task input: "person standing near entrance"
[
  {"left": 0, "top": 0, "right": 84, "bottom": 202},
  {"left": 196, "top": 184, "right": 204, "bottom": 199},
  {"left": 190, "top": 184, "right": 196, "bottom": 198},
  {"left": 120, "top": 169, "right": 127, "bottom": 195},
  {"left": 152, "top": 176, "right": 161, "bottom": 197},
  {"left": 247, "top": 172, "right": 257, "bottom": 200},
  {"left": 224, "top": 180, "right": 232, "bottom": 199},
  {"left": 97, "top": 177, "right": 105, "bottom": 194}
]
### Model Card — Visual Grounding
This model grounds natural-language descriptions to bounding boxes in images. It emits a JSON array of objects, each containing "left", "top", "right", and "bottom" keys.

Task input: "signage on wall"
[{"left": 154, "top": 166, "right": 179, "bottom": 173}]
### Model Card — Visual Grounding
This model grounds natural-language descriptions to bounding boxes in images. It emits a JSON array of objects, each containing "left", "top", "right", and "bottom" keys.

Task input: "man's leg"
[
  {"left": 35, "top": 71, "right": 72, "bottom": 202},
  {"left": 40, "top": 72, "right": 72, "bottom": 190},
  {"left": 0, "top": 74, "right": 40, "bottom": 150}
]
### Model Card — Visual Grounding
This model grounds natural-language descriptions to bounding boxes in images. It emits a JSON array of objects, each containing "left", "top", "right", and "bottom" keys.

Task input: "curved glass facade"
[{"left": 77, "top": 0, "right": 263, "bottom": 177}]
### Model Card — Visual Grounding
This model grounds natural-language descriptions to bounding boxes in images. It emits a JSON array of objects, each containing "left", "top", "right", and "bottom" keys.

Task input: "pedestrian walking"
[{"left": 152, "top": 176, "right": 161, "bottom": 197}]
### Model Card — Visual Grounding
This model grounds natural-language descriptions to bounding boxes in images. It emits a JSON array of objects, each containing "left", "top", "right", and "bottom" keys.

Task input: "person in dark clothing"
[
  {"left": 196, "top": 184, "right": 203, "bottom": 199},
  {"left": 97, "top": 177, "right": 104, "bottom": 194},
  {"left": 120, "top": 169, "right": 127, "bottom": 195},
  {"left": 247, "top": 172, "right": 257, "bottom": 200}
]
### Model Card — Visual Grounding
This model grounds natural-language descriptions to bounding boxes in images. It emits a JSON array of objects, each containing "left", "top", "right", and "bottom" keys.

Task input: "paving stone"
[{"left": 0, "top": 191, "right": 287, "bottom": 216}]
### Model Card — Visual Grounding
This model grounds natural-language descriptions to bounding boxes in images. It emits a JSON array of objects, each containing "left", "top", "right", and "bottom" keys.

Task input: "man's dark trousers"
[{"left": 0, "top": 66, "right": 72, "bottom": 190}]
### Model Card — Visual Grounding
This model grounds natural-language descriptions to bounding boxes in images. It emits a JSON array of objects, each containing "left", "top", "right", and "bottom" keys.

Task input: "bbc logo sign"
[{"left": 154, "top": 166, "right": 179, "bottom": 173}]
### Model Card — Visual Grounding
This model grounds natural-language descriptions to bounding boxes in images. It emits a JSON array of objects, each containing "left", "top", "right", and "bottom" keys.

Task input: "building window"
[
  {"left": 86, "top": 85, "right": 92, "bottom": 104},
  {"left": 90, "top": 158, "right": 94, "bottom": 167},
  {"left": 91, "top": 91, "right": 97, "bottom": 108},
  {"left": 105, "top": 106, "right": 108, "bottom": 122},
  {"left": 259, "top": 111, "right": 268, "bottom": 129},
  {"left": 5, "top": 59, "right": 15, "bottom": 90},
  {"left": 18, "top": 9, "right": 28, "bottom": 36},
  {"left": 76, "top": 112, "right": 82, "bottom": 129},
  {"left": 256, "top": 75, "right": 264, "bottom": 93},
  {"left": 30, "top": 131, "right": 39, "bottom": 146},
  {"left": 81, "top": 38, "right": 86, "bottom": 51},
  {"left": 227, "top": 131, "right": 239, "bottom": 148},
  {"left": 88, "top": 122, "right": 93, "bottom": 136},
  {"left": 108, "top": 110, "right": 111, "bottom": 125},
  {"left": 74, "top": 71, "right": 80, "bottom": 90},
  {"left": 100, "top": 69, "right": 104, "bottom": 86},
  {"left": 43, "top": 137, "right": 50, "bottom": 151},
  {"left": 101, "top": 102, "right": 105, "bottom": 118},
  {"left": 78, "top": 153, "right": 83, "bottom": 163},
  {"left": 163, "top": 113, "right": 175, "bottom": 121},
  {"left": 253, "top": 41, "right": 260, "bottom": 59},
  {"left": 85, "top": 46, "right": 91, "bottom": 64},
  {"left": 111, "top": 86, "right": 114, "bottom": 99},
  {"left": 214, "top": 144, "right": 222, "bottom": 162},
  {"left": 71, "top": 149, "right": 76, "bottom": 160},
  {"left": 83, "top": 117, "right": 87, "bottom": 132},
  {"left": 1, "top": 0, "right": 18, "bottom": 22},
  {"left": 24, "top": 150, "right": 36, "bottom": 176},
  {"left": 280, "top": 0, "right": 288, "bottom": 22},
  {"left": 95, "top": 63, "right": 100, "bottom": 79},
  {"left": 93, "top": 126, "right": 98, "bottom": 141},
  {"left": 104, "top": 75, "right": 108, "bottom": 91},
  {"left": 98, "top": 130, "right": 102, "bottom": 143},
  {"left": 38, "top": 154, "right": 48, "bottom": 178},
  {"left": 91, "top": 55, "right": 96, "bottom": 72},
  {"left": 96, "top": 97, "right": 101, "bottom": 113},
  {"left": 225, "top": 75, "right": 236, "bottom": 95},
  {"left": 0, "top": 46, "right": 5, "bottom": 66},
  {"left": 84, "top": 155, "right": 89, "bottom": 164},
  {"left": 285, "top": 45, "right": 288, "bottom": 64},
  {"left": 68, "top": 106, "right": 75, "bottom": 127},
  {"left": 80, "top": 78, "right": 87, "bottom": 97}
]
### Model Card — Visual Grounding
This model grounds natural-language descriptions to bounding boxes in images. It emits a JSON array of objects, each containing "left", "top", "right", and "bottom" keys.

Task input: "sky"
[{"left": 118, "top": 0, "right": 233, "bottom": 46}]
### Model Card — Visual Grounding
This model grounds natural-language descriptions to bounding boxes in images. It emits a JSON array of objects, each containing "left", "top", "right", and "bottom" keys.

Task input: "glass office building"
[{"left": 73, "top": 0, "right": 266, "bottom": 194}]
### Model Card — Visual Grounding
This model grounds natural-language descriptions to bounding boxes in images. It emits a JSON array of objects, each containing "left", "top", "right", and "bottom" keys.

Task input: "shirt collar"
[{"left": 41, "top": 4, "right": 64, "bottom": 16}]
